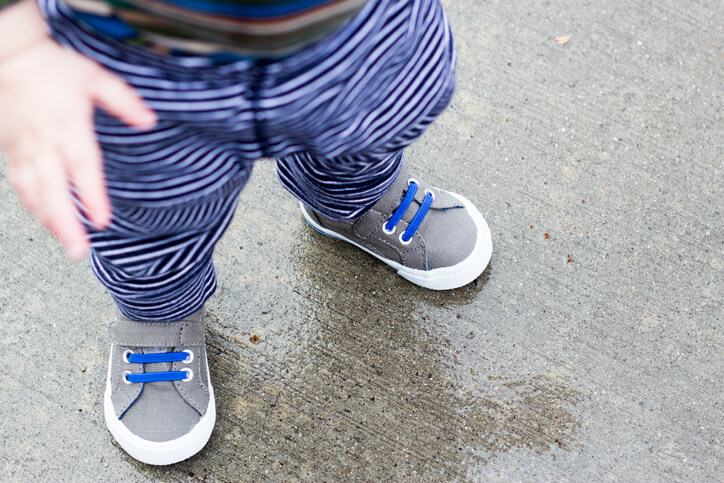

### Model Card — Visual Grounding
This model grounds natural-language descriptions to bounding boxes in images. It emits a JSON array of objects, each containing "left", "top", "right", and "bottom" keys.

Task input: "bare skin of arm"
[{"left": 0, "top": 0, "right": 156, "bottom": 259}]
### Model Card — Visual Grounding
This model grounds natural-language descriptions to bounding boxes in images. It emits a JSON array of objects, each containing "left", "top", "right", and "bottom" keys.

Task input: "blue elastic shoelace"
[
  {"left": 125, "top": 351, "right": 190, "bottom": 383},
  {"left": 384, "top": 181, "right": 434, "bottom": 243}
]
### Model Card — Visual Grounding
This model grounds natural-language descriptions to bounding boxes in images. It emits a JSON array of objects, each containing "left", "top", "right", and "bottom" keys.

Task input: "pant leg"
[
  {"left": 277, "top": 150, "right": 403, "bottom": 220},
  {"left": 84, "top": 134, "right": 249, "bottom": 322},
  {"left": 273, "top": 0, "right": 456, "bottom": 219},
  {"left": 41, "top": 0, "right": 261, "bottom": 321}
]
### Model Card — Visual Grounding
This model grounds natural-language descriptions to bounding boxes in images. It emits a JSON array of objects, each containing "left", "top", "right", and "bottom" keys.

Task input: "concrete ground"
[{"left": 0, "top": 0, "right": 722, "bottom": 481}]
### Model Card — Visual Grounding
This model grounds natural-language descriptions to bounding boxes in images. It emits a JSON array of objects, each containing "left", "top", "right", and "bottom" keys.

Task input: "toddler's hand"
[{"left": 0, "top": 27, "right": 156, "bottom": 259}]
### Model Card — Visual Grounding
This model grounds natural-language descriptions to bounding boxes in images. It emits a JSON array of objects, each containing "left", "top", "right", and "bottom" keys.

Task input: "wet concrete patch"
[{"left": 135, "top": 227, "right": 583, "bottom": 481}]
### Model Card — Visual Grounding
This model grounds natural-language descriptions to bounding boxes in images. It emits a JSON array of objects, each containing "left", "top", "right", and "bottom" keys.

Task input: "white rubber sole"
[
  {"left": 301, "top": 193, "right": 492, "bottom": 290},
  {"left": 103, "top": 350, "right": 216, "bottom": 466}
]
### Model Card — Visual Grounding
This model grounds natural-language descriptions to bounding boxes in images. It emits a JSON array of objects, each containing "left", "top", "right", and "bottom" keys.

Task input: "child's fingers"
[
  {"left": 35, "top": 150, "right": 89, "bottom": 259},
  {"left": 61, "top": 119, "right": 112, "bottom": 228},
  {"left": 7, "top": 162, "right": 40, "bottom": 214},
  {"left": 90, "top": 67, "right": 157, "bottom": 129}
]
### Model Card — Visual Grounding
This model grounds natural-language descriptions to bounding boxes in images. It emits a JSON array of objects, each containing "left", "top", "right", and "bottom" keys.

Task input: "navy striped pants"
[{"left": 40, "top": 0, "right": 456, "bottom": 321}]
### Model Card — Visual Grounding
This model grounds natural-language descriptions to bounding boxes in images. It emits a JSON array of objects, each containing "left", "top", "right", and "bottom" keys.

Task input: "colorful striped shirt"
[{"left": 0, "top": 0, "right": 368, "bottom": 56}]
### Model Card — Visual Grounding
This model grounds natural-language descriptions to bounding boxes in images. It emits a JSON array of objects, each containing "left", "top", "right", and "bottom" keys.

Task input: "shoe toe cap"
[
  {"left": 119, "top": 382, "right": 204, "bottom": 443},
  {"left": 422, "top": 205, "right": 478, "bottom": 270}
]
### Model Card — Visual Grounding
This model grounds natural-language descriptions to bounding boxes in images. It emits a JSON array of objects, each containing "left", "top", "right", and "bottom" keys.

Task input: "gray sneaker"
[
  {"left": 103, "top": 307, "right": 215, "bottom": 465},
  {"left": 300, "top": 160, "right": 492, "bottom": 290}
]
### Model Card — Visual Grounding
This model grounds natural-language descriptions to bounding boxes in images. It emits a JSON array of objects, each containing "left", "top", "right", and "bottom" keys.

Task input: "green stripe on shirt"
[{"left": 64, "top": 0, "right": 368, "bottom": 56}]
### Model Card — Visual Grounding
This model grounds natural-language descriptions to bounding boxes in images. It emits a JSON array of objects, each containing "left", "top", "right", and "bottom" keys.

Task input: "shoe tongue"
[
  {"left": 145, "top": 347, "right": 170, "bottom": 353},
  {"left": 399, "top": 176, "right": 464, "bottom": 213},
  {"left": 141, "top": 347, "right": 176, "bottom": 372}
]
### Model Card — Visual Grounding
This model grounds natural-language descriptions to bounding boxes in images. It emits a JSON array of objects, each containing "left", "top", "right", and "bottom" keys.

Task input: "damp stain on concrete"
[{"left": 133, "top": 228, "right": 583, "bottom": 481}]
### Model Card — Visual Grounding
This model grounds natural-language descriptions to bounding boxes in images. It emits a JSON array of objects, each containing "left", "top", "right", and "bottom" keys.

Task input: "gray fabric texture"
[
  {"left": 108, "top": 308, "right": 211, "bottom": 442},
  {"left": 306, "top": 159, "right": 478, "bottom": 270}
]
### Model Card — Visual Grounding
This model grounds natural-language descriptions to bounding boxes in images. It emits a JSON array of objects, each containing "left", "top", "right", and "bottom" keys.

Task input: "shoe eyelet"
[
  {"left": 381, "top": 221, "right": 396, "bottom": 235},
  {"left": 122, "top": 349, "right": 134, "bottom": 364},
  {"left": 181, "top": 368, "right": 194, "bottom": 382},
  {"left": 425, "top": 189, "right": 436, "bottom": 201},
  {"left": 399, "top": 232, "right": 413, "bottom": 246},
  {"left": 407, "top": 177, "right": 419, "bottom": 187},
  {"left": 182, "top": 350, "right": 194, "bottom": 364},
  {"left": 122, "top": 370, "right": 133, "bottom": 385}
]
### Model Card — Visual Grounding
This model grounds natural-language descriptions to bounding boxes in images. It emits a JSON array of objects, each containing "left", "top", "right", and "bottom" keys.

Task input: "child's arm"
[{"left": 0, "top": 0, "right": 156, "bottom": 259}]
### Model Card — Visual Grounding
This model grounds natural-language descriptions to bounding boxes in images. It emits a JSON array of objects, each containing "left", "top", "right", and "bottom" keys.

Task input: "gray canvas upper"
[
  {"left": 305, "top": 159, "right": 478, "bottom": 270},
  {"left": 108, "top": 308, "right": 211, "bottom": 442}
]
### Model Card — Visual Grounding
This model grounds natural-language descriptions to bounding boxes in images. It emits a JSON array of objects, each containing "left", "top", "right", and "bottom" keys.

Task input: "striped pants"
[{"left": 40, "top": 0, "right": 456, "bottom": 321}]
